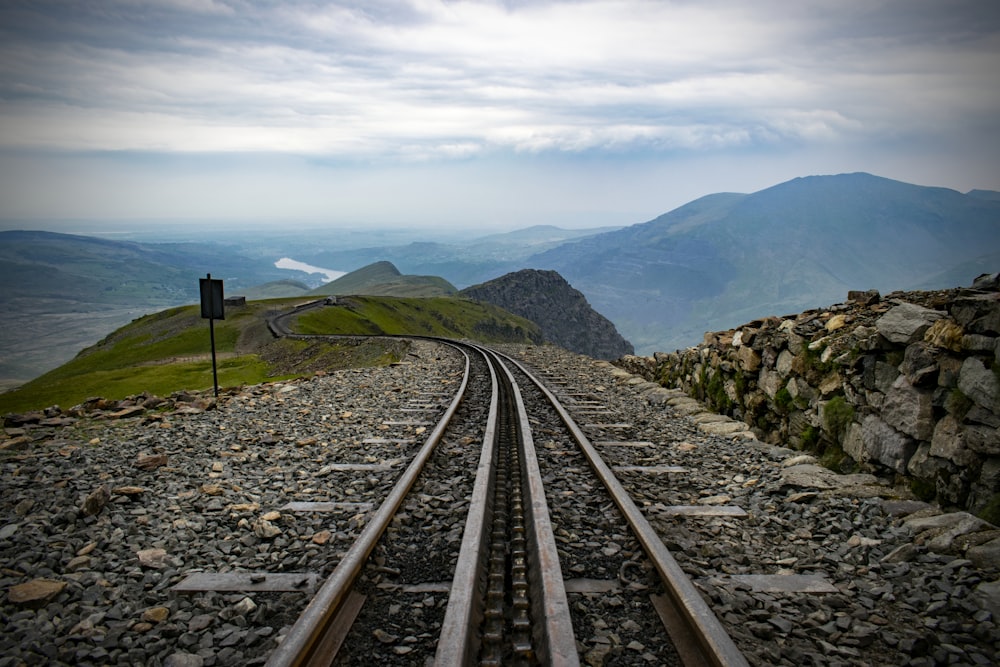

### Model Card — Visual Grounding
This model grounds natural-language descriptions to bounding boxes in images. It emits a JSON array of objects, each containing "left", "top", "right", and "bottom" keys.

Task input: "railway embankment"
[{"left": 619, "top": 273, "right": 1000, "bottom": 520}]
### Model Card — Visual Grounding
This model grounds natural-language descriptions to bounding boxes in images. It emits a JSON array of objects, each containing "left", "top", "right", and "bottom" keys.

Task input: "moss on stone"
[
  {"left": 945, "top": 388, "right": 973, "bottom": 421},
  {"left": 800, "top": 426, "right": 819, "bottom": 450},
  {"left": 823, "top": 396, "right": 855, "bottom": 442},
  {"left": 774, "top": 386, "right": 794, "bottom": 414},
  {"left": 977, "top": 493, "right": 1000, "bottom": 525}
]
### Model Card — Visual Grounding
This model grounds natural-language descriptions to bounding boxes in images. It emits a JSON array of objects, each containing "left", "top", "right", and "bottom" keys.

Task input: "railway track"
[
  {"left": 257, "top": 310, "right": 747, "bottom": 666},
  {"left": 5, "top": 304, "right": 996, "bottom": 666}
]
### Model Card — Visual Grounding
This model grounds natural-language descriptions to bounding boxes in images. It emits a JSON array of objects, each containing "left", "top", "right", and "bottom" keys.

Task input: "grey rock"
[
  {"left": 861, "top": 415, "right": 917, "bottom": 474},
  {"left": 967, "top": 538, "right": 1000, "bottom": 570},
  {"left": 966, "top": 424, "right": 1000, "bottom": 455},
  {"left": 963, "top": 334, "right": 998, "bottom": 353},
  {"left": 971, "top": 272, "right": 1000, "bottom": 291},
  {"left": 874, "top": 361, "right": 900, "bottom": 393},
  {"left": 876, "top": 303, "right": 945, "bottom": 344},
  {"left": 929, "top": 415, "right": 977, "bottom": 467},
  {"left": 163, "top": 653, "right": 205, "bottom": 667},
  {"left": 842, "top": 421, "right": 865, "bottom": 463},
  {"left": 906, "top": 443, "right": 953, "bottom": 481},
  {"left": 958, "top": 357, "right": 1000, "bottom": 411},
  {"left": 883, "top": 375, "right": 935, "bottom": 441},
  {"left": 971, "top": 579, "right": 1000, "bottom": 618}
]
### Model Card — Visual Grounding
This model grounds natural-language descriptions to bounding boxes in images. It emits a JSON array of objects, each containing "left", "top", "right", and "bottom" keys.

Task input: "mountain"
[
  {"left": 0, "top": 295, "right": 542, "bottom": 414},
  {"left": 967, "top": 189, "right": 1000, "bottom": 202},
  {"left": 303, "top": 225, "right": 620, "bottom": 287},
  {"left": 526, "top": 173, "right": 1000, "bottom": 354},
  {"left": 309, "top": 261, "right": 457, "bottom": 297},
  {"left": 241, "top": 279, "right": 311, "bottom": 300},
  {"left": 460, "top": 269, "right": 633, "bottom": 360}
]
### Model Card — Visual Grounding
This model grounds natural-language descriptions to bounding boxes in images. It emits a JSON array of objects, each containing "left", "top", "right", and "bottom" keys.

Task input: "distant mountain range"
[
  {"left": 1, "top": 172, "right": 998, "bottom": 386},
  {"left": 524, "top": 173, "right": 1000, "bottom": 352}
]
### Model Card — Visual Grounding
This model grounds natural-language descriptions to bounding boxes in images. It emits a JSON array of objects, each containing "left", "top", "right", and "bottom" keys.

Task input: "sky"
[{"left": 1, "top": 0, "right": 999, "bottom": 232}]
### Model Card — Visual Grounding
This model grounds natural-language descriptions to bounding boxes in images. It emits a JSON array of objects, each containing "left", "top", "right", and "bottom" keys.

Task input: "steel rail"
[
  {"left": 498, "top": 351, "right": 750, "bottom": 667},
  {"left": 259, "top": 300, "right": 742, "bottom": 666},
  {"left": 264, "top": 343, "right": 471, "bottom": 667},
  {"left": 436, "top": 345, "right": 578, "bottom": 666},
  {"left": 434, "top": 346, "right": 501, "bottom": 665}
]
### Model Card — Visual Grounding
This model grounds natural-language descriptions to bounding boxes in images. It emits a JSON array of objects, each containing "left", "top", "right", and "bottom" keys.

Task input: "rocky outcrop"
[
  {"left": 460, "top": 269, "right": 634, "bottom": 360},
  {"left": 619, "top": 273, "right": 1000, "bottom": 518}
]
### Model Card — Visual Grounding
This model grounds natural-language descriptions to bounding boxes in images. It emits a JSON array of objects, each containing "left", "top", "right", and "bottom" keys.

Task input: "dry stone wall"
[{"left": 619, "top": 274, "right": 1000, "bottom": 518}]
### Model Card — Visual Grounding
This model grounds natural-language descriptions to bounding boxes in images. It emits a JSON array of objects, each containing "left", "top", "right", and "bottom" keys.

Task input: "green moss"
[
  {"left": 819, "top": 441, "right": 851, "bottom": 472},
  {"left": 823, "top": 396, "right": 855, "bottom": 442},
  {"left": 774, "top": 386, "right": 793, "bottom": 413},
  {"left": 803, "top": 344, "right": 833, "bottom": 373},
  {"left": 706, "top": 370, "right": 731, "bottom": 413},
  {"left": 977, "top": 493, "right": 1000, "bottom": 525},
  {"left": 946, "top": 388, "right": 974, "bottom": 421},
  {"left": 800, "top": 426, "right": 819, "bottom": 450},
  {"left": 733, "top": 370, "right": 747, "bottom": 402},
  {"left": 693, "top": 365, "right": 709, "bottom": 402}
]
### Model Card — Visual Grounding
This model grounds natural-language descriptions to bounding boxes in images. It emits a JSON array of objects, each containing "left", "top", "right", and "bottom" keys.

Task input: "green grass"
[
  {"left": 293, "top": 296, "right": 542, "bottom": 343},
  {"left": 0, "top": 304, "right": 276, "bottom": 412},
  {"left": 822, "top": 396, "right": 855, "bottom": 442},
  {"left": 0, "top": 294, "right": 542, "bottom": 414}
]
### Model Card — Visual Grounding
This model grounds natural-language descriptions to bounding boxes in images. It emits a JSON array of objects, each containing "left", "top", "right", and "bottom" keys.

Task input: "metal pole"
[{"left": 208, "top": 273, "right": 219, "bottom": 397}]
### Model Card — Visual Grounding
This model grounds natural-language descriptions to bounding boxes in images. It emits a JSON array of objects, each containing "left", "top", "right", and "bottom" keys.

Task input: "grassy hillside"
[
  {"left": 241, "top": 279, "right": 311, "bottom": 300},
  {"left": 0, "top": 295, "right": 542, "bottom": 414},
  {"left": 293, "top": 295, "right": 543, "bottom": 342},
  {"left": 308, "top": 261, "right": 457, "bottom": 297},
  {"left": 0, "top": 229, "right": 314, "bottom": 385}
]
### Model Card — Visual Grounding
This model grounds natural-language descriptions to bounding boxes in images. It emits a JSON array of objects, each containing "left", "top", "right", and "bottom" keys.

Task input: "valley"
[{"left": 1, "top": 172, "right": 998, "bottom": 391}]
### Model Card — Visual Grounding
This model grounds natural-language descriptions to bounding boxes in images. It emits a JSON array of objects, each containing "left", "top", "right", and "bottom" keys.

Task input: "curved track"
[{"left": 262, "top": 300, "right": 746, "bottom": 666}]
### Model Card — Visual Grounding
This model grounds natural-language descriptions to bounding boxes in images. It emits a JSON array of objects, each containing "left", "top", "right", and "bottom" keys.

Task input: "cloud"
[
  {"left": 0, "top": 0, "right": 997, "bottom": 224},
  {"left": 2, "top": 0, "right": 997, "bottom": 157}
]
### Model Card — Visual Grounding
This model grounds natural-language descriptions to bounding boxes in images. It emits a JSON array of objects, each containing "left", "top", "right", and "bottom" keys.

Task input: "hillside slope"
[
  {"left": 460, "top": 269, "right": 633, "bottom": 360},
  {"left": 0, "top": 295, "right": 541, "bottom": 413},
  {"left": 528, "top": 173, "right": 1000, "bottom": 354},
  {"left": 0, "top": 230, "right": 305, "bottom": 387},
  {"left": 309, "top": 261, "right": 457, "bottom": 297}
]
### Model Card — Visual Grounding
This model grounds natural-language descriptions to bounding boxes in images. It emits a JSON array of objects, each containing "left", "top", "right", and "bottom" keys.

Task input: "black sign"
[{"left": 200, "top": 275, "right": 225, "bottom": 320}]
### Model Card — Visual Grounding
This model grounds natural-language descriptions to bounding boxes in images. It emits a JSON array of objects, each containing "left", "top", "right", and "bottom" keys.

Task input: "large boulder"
[
  {"left": 882, "top": 375, "right": 936, "bottom": 441},
  {"left": 876, "top": 302, "right": 945, "bottom": 344},
  {"left": 861, "top": 414, "right": 917, "bottom": 473},
  {"left": 958, "top": 357, "right": 1000, "bottom": 411}
]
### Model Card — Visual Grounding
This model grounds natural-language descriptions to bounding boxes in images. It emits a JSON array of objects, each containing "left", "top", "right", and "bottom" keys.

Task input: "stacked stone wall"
[{"left": 619, "top": 274, "right": 1000, "bottom": 518}]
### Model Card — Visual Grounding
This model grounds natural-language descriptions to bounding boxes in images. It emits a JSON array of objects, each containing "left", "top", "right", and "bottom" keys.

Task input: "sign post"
[{"left": 199, "top": 273, "right": 225, "bottom": 397}]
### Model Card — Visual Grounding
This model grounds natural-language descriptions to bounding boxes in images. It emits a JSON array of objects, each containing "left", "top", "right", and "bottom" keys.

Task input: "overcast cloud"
[{"left": 1, "top": 0, "right": 998, "bottom": 230}]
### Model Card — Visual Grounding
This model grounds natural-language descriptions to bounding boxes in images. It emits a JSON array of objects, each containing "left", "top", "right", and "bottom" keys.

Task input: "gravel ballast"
[{"left": 1, "top": 340, "right": 998, "bottom": 666}]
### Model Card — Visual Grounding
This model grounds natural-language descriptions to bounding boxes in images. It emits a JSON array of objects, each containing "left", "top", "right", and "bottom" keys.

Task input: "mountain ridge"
[
  {"left": 526, "top": 172, "right": 1000, "bottom": 354},
  {"left": 459, "top": 269, "right": 633, "bottom": 360}
]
